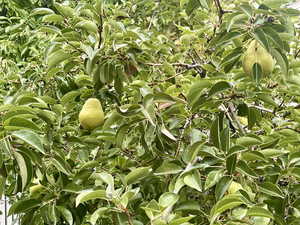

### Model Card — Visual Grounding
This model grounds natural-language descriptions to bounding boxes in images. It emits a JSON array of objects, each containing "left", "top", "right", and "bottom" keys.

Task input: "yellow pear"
[
  {"left": 79, "top": 98, "right": 104, "bottom": 130},
  {"left": 242, "top": 40, "right": 275, "bottom": 76},
  {"left": 228, "top": 181, "right": 243, "bottom": 194}
]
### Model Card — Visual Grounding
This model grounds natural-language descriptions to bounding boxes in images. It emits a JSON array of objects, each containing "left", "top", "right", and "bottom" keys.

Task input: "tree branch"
[
  {"left": 145, "top": 62, "right": 201, "bottom": 69},
  {"left": 98, "top": 11, "right": 103, "bottom": 48},
  {"left": 214, "top": 0, "right": 224, "bottom": 23},
  {"left": 213, "top": 0, "right": 233, "bottom": 24}
]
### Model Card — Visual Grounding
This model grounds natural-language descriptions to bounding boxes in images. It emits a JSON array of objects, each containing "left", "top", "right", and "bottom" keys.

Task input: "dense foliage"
[{"left": 1, "top": 0, "right": 300, "bottom": 224}]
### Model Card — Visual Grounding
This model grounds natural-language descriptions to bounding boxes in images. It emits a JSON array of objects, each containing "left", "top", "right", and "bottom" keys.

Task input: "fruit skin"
[
  {"left": 228, "top": 181, "right": 243, "bottom": 194},
  {"left": 79, "top": 98, "right": 104, "bottom": 130},
  {"left": 242, "top": 40, "right": 275, "bottom": 76}
]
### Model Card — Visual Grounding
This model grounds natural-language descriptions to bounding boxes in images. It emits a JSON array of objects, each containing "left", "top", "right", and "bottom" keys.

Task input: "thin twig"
[
  {"left": 98, "top": 11, "right": 103, "bottom": 48},
  {"left": 295, "top": 48, "right": 300, "bottom": 58},
  {"left": 175, "top": 117, "right": 192, "bottom": 157},
  {"left": 145, "top": 62, "right": 201, "bottom": 69},
  {"left": 214, "top": 0, "right": 224, "bottom": 23},
  {"left": 188, "top": 52, "right": 205, "bottom": 77},
  {"left": 249, "top": 105, "right": 273, "bottom": 113},
  {"left": 213, "top": 0, "right": 232, "bottom": 23}
]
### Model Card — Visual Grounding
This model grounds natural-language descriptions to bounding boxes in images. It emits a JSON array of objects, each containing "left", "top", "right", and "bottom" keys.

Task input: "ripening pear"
[
  {"left": 242, "top": 40, "right": 275, "bottom": 76},
  {"left": 79, "top": 98, "right": 104, "bottom": 130}
]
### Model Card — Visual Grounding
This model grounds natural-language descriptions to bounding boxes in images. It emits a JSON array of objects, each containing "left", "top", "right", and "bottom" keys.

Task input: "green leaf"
[
  {"left": 90, "top": 207, "right": 108, "bottom": 225},
  {"left": 216, "top": 32, "right": 242, "bottom": 47},
  {"left": 259, "top": 182, "right": 284, "bottom": 198},
  {"left": 56, "top": 206, "right": 73, "bottom": 225},
  {"left": 205, "top": 169, "right": 224, "bottom": 190},
  {"left": 186, "top": 0, "right": 201, "bottom": 15},
  {"left": 187, "top": 80, "right": 211, "bottom": 110},
  {"left": 75, "top": 20, "right": 98, "bottom": 34},
  {"left": 125, "top": 167, "right": 152, "bottom": 185},
  {"left": 4, "top": 116, "right": 41, "bottom": 131},
  {"left": 247, "top": 206, "right": 274, "bottom": 219},
  {"left": 116, "top": 124, "right": 131, "bottom": 148},
  {"left": 183, "top": 171, "right": 202, "bottom": 192},
  {"left": 248, "top": 107, "right": 262, "bottom": 129},
  {"left": 236, "top": 160, "right": 258, "bottom": 178},
  {"left": 14, "top": 152, "right": 27, "bottom": 191},
  {"left": 42, "top": 14, "right": 64, "bottom": 24},
  {"left": 12, "top": 130, "right": 45, "bottom": 154},
  {"left": 159, "top": 192, "right": 179, "bottom": 208},
  {"left": 226, "top": 153, "right": 237, "bottom": 174},
  {"left": 9, "top": 199, "right": 40, "bottom": 215},
  {"left": 270, "top": 48, "right": 289, "bottom": 75},
  {"left": 76, "top": 189, "right": 107, "bottom": 206},
  {"left": 161, "top": 124, "right": 177, "bottom": 141},
  {"left": 262, "top": 26, "right": 284, "bottom": 50},
  {"left": 169, "top": 215, "right": 195, "bottom": 225},
  {"left": 175, "top": 201, "right": 201, "bottom": 212},
  {"left": 220, "top": 126, "right": 230, "bottom": 153},
  {"left": 61, "top": 91, "right": 81, "bottom": 107},
  {"left": 182, "top": 141, "right": 203, "bottom": 164},
  {"left": 49, "top": 203, "right": 57, "bottom": 225},
  {"left": 155, "top": 162, "right": 183, "bottom": 175},
  {"left": 31, "top": 8, "right": 55, "bottom": 16},
  {"left": 47, "top": 50, "right": 72, "bottom": 69},
  {"left": 210, "top": 194, "right": 245, "bottom": 224},
  {"left": 252, "top": 63, "right": 262, "bottom": 84},
  {"left": 215, "top": 177, "right": 232, "bottom": 201},
  {"left": 54, "top": 3, "right": 75, "bottom": 17},
  {"left": 260, "top": 148, "right": 287, "bottom": 158},
  {"left": 240, "top": 3, "right": 253, "bottom": 17},
  {"left": 221, "top": 47, "right": 243, "bottom": 72},
  {"left": 208, "top": 81, "right": 232, "bottom": 96},
  {"left": 96, "top": 172, "right": 114, "bottom": 188},
  {"left": 253, "top": 28, "right": 269, "bottom": 52},
  {"left": 236, "top": 136, "right": 262, "bottom": 147},
  {"left": 14, "top": 151, "right": 33, "bottom": 191},
  {"left": 210, "top": 116, "right": 221, "bottom": 149},
  {"left": 51, "top": 155, "right": 72, "bottom": 176}
]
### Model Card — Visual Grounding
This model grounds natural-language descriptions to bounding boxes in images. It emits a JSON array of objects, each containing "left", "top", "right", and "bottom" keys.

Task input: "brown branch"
[
  {"left": 98, "top": 11, "right": 103, "bottom": 48},
  {"left": 214, "top": 0, "right": 224, "bottom": 23}
]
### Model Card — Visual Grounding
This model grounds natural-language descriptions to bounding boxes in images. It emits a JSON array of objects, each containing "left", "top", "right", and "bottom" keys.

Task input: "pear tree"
[{"left": 0, "top": 0, "right": 300, "bottom": 225}]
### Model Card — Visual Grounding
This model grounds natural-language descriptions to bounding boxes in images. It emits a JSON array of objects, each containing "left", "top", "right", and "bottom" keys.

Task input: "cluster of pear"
[
  {"left": 79, "top": 98, "right": 104, "bottom": 130},
  {"left": 242, "top": 40, "right": 275, "bottom": 76}
]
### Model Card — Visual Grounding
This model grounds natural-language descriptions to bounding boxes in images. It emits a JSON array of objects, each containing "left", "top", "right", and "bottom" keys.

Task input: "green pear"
[
  {"left": 242, "top": 40, "right": 275, "bottom": 76},
  {"left": 79, "top": 98, "right": 104, "bottom": 130}
]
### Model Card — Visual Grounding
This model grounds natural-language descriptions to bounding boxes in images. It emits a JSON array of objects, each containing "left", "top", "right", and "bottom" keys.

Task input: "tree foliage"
[{"left": 1, "top": 0, "right": 300, "bottom": 224}]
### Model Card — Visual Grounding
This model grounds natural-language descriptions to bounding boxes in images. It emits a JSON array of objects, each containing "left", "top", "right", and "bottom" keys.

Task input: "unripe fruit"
[
  {"left": 242, "top": 40, "right": 275, "bottom": 76},
  {"left": 79, "top": 98, "right": 104, "bottom": 130}
]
